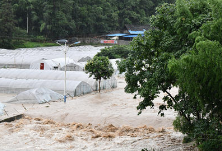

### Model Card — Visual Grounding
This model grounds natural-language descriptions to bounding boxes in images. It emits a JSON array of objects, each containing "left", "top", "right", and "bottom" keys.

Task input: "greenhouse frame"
[
  {"left": 0, "top": 78, "right": 92, "bottom": 97},
  {"left": 0, "top": 69, "right": 117, "bottom": 91},
  {"left": 0, "top": 46, "right": 104, "bottom": 69},
  {"left": 30, "top": 58, "right": 85, "bottom": 71},
  {"left": 6, "top": 87, "right": 64, "bottom": 104}
]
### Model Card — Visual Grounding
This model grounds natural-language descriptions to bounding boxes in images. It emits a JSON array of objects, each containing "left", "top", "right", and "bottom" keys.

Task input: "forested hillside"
[{"left": 0, "top": 0, "right": 175, "bottom": 41}]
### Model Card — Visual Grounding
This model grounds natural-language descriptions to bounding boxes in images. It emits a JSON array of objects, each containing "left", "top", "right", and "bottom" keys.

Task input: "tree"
[
  {"left": 0, "top": 0, "right": 177, "bottom": 47},
  {"left": 85, "top": 56, "right": 114, "bottom": 92},
  {"left": 118, "top": 0, "right": 222, "bottom": 150},
  {"left": 8, "top": 0, "right": 175, "bottom": 40},
  {"left": 0, "top": 0, "right": 16, "bottom": 49},
  {"left": 169, "top": 39, "right": 222, "bottom": 150},
  {"left": 168, "top": 0, "right": 222, "bottom": 149}
]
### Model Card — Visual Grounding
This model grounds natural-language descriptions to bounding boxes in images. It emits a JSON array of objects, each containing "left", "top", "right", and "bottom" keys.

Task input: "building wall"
[
  {"left": 117, "top": 40, "right": 130, "bottom": 45},
  {"left": 78, "top": 38, "right": 101, "bottom": 44},
  {"left": 78, "top": 38, "right": 130, "bottom": 45}
]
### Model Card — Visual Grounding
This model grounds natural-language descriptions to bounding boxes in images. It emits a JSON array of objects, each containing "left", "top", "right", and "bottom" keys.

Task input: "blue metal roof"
[
  {"left": 106, "top": 33, "right": 127, "bottom": 37},
  {"left": 128, "top": 30, "right": 145, "bottom": 34},
  {"left": 56, "top": 39, "right": 68, "bottom": 43},
  {"left": 124, "top": 34, "right": 144, "bottom": 38}
]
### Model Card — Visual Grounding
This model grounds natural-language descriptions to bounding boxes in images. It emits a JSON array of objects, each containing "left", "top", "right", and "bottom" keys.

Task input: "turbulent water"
[{"left": 0, "top": 116, "right": 189, "bottom": 151}]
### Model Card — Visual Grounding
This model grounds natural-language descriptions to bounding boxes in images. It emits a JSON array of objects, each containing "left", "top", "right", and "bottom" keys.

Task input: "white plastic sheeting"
[
  {"left": 78, "top": 56, "right": 92, "bottom": 62},
  {"left": 109, "top": 59, "right": 119, "bottom": 71},
  {"left": 0, "top": 102, "right": 4, "bottom": 116},
  {"left": 109, "top": 59, "right": 125, "bottom": 77},
  {"left": 30, "top": 58, "right": 58, "bottom": 70},
  {"left": 0, "top": 69, "right": 117, "bottom": 91},
  {"left": 0, "top": 46, "right": 104, "bottom": 68},
  {"left": 51, "top": 58, "right": 74, "bottom": 68},
  {"left": 6, "top": 87, "right": 63, "bottom": 104},
  {"left": 60, "top": 63, "right": 84, "bottom": 71},
  {"left": 30, "top": 58, "right": 84, "bottom": 71},
  {"left": 0, "top": 78, "right": 92, "bottom": 96}
]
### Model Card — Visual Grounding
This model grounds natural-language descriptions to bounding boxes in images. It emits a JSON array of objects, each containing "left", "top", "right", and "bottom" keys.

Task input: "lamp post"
[
  {"left": 56, "top": 39, "right": 81, "bottom": 103},
  {"left": 64, "top": 41, "right": 67, "bottom": 103},
  {"left": 56, "top": 39, "right": 68, "bottom": 103}
]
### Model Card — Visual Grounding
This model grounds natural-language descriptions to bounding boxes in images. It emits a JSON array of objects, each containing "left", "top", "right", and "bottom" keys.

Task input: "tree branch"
[{"left": 165, "top": 90, "right": 191, "bottom": 122}]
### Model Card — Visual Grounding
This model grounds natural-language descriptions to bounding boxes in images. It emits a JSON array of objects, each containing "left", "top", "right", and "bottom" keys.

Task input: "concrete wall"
[
  {"left": 117, "top": 40, "right": 130, "bottom": 45},
  {"left": 78, "top": 38, "right": 130, "bottom": 45},
  {"left": 78, "top": 38, "right": 101, "bottom": 44}
]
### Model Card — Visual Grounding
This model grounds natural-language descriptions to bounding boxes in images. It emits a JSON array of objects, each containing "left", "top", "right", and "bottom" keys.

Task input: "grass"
[
  {"left": 23, "top": 41, "right": 58, "bottom": 48},
  {"left": 76, "top": 42, "right": 119, "bottom": 47},
  {"left": 13, "top": 41, "right": 115, "bottom": 49},
  {"left": 7, "top": 39, "right": 121, "bottom": 49},
  {"left": 13, "top": 41, "right": 58, "bottom": 49}
]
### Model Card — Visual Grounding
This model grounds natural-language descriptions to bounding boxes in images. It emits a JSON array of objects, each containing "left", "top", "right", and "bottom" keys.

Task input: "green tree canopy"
[
  {"left": 85, "top": 56, "right": 114, "bottom": 92},
  {"left": 0, "top": 0, "right": 176, "bottom": 42},
  {"left": 118, "top": 0, "right": 222, "bottom": 150},
  {"left": 0, "top": 0, "right": 16, "bottom": 48}
]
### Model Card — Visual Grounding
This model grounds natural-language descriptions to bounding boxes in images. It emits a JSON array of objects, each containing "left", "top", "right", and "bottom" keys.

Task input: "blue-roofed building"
[
  {"left": 123, "top": 34, "right": 144, "bottom": 40},
  {"left": 106, "top": 33, "right": 128, "bottom": 40},
  {"left": 122, "top": 24, "right": 150, "bottom": 41},
  {"left": 128, "top": 29, "right": 146, "bottom": 35},
  {"left": 124, "top": 24, "right": 150, "bottom": 34},
  {"left": 106, "top": 33, "right": 128, "bottom": 37},
  {"left": 105, "top": 24, "right": 151, "bottom": 43}
]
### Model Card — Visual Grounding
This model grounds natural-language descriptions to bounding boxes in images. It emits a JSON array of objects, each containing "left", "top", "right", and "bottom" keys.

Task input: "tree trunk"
[{"left": 99, "top": 80, "right": 101, "bottom": 93}]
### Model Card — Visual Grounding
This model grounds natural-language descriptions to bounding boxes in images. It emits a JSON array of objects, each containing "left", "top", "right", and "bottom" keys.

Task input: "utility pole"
[
  {"left": 64, "top": 41, "right": 67, "bottom": 103},
  {"left": 56, "top": 39, "right": 81, "bottom": 103},
  {"left": 27, "top": 11, "right": 28, "bottom": 33}
]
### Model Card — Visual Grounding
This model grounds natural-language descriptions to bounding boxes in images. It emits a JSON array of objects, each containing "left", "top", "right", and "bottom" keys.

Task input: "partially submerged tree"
[
  {"left": 85, "top": 56, "right": 114, "bottom": 92},
  {"left": 118, "top": 0, "right": 222, "bottom": 150}
]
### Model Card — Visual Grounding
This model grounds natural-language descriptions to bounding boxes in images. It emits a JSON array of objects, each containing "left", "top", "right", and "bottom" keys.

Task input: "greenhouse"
[
  {"left": 109, "top": 59, "right": 125, "bottom": 77},
  {"left": 6, "top": 87, "right": 63, "bottom": 104},
  {"left": 0, "top": 78, "right": 92, "bottom": 96},
  {"left": 60, "top": 62, "right": 85, "bottom": 71},
  {"left": 0, "top": 46, "right": 104, "bottom": 69},
  {"left": 0, "top": 69, "right": 117, "bottom": 91},
  {"left": 30, "top": 58, "right": 59, "bottom": 70},
  {"left": 0, "top": 102, "right": 4, "bottom": 116},
  {"left": 30, "top": 58, "right": 84, "bottom": 71},
  {"left": 78, "top": 56, "right": 92, "bottom": 62}
]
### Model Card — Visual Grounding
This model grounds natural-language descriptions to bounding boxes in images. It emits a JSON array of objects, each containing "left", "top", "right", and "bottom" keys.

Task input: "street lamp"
[{"left": 56, "top": 39, "right": 80, "bottom": 103}]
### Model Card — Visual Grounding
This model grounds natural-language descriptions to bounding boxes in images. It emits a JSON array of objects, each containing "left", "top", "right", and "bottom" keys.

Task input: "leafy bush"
[
  {"left": 96, "top": 45, "right": 131, "bottom": 59},
  {"left": 0, "top": 39, "right": 14, "bottom": 49},
  {"left": 182, "top": 136, "right": 193, "bottom": 144},
  {"left": 199, "top": 139, "right": 222, "bottom": 151},
  {"left": 13, "top": 27, "right": 28, "bottom": 38}
]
